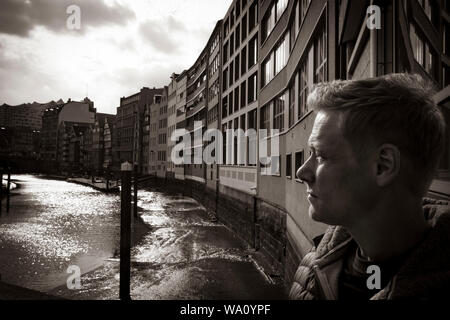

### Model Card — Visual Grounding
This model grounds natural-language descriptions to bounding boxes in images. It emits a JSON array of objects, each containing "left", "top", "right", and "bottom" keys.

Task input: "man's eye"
[{"left": 316, "top": 156, "right": 325, "bottom": 163}]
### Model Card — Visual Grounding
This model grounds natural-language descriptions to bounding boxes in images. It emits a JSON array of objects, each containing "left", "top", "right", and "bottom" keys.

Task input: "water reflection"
[
  {"left": 1, "top": 175, "right": 285, "bottom": 300},
  {"left": 0, "top": 175, "right": 120, "bottom": 291}
]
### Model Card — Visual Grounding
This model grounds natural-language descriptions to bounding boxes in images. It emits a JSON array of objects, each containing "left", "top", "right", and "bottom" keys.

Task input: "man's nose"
[{"left": 296, "top": 156, "right": 315, "bottom": 184}]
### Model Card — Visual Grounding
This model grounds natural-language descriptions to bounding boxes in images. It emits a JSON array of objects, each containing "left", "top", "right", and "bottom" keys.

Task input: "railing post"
[
  {"left": 6, "top": 169, "right": 11, "bottom": 213},
  {"left": 0, "top": 170, "right": 3, "bottom": 216},
  {"left": 120, "top": 161, "right": 132, "bottom": 301},
  {"left": 133, "top": 163, "right": 138, "bottom": 218}
]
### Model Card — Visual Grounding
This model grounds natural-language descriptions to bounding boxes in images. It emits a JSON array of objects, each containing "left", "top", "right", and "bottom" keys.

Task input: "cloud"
[
  {"left": 139, "top": 19, "right": 180, "bottom": 54},
  {"left": 167, "top": 16, "right": 186, "bottom": 32},
  {"left": 0, "top": 0, "right": 135, "bottom": 37}
]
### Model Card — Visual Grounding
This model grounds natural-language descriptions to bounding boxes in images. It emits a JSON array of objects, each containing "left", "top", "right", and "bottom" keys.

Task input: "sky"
[{"left": 0, "top": 0, "right": 232, "bottom": 114}]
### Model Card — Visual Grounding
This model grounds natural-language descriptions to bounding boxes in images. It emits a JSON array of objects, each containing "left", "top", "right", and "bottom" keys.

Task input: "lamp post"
[{"left": 120, "top": 161, "right": 132, "bottom": 301}]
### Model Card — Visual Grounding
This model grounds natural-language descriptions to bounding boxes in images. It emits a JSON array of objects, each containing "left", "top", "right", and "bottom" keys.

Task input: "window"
[
  {"left": 438, "top": 106, "right": 450, "bottom": 174},
  {"left": 249, "top": 2, "right": 258, "bottom": 31},
  {"left": 298, "top": 60, "right": 308, "bottom": 119},
  {"left": 295, "top": 151, "right": 304, "bottom": 180},
  {"left": 234, "top": 87, "right": 240, "bottom": 112},
  {"left": 235, "top": 55, "right": 240, "bottom": 81},
  {"left": 224, "top": 19, "right": 229, "bottom": 38},
  {"left": 300, "top": 0, "right": 311, "bottom": 23},
  {"left": 273, "top": 92, "right": 286, "bottom": 132},
  {"left": 242, "top": 13, "right": 247, "bottom": 41},
  {"left": 223, "top": 68, "right": 228, "bottom": 91},
  {"left": 260, "top": 103, "right": 271, "bottom": 135},
  {"left": 263, "top": 0, "right": 288, "bottom": 41},
  {"left": 236, "top": 23, "right": 241, "bottom": 50},
  {"left": 410, "top": 23, "right": 437, "bottom": 79},
  {"left": 262, "top": 32, "right": 289, "bottom": 86},
  {"left": 276, "top": 0, "right": 288, "bottom": 20},
  {"left": 230, "top": 32, "right": 235, "bottom": 56},
  {"left": 222, "top": 97, "right": 228, "bottom": 118},
  {"left": 275, "top": 32, "right": 289, "bottom": 74},
  {"left": 229, "top": 91, "right": 234, "bottom": 116},
  {"left": 263, "top": 5, "right": 276, "bottom": 40},
  {"left": 224, "top": 41, "right": 229, "bottom": 64},
  {"left": 263, "top": 53, "right": 274, "bottom": 86},
  {"left": 248, "top": 72, "right": 258, "bottom": 103},
  {"left": 417, "top": 0, "right": 432, "bottom": 20},
  {"left": 233, "top": 117, "right": 239, "bottom": 164},
  {"left": 289, "top": 83, "right": 295, "bottom": 127},
  {"left": 241, "top": 46, "right": 247, "bottom": 76},
  {"left": 248, "top": 35, "right": 258, "bottom": 67},
  {"left": 286, "top": 154, "right": 292, "bottom": 178},
  {"left": 229, "top": 61, "right": 234, "bottom": 87},
  {"left": 240, "top": 81, "right": 246, "bottom": 109},
  {"left": 314, "top": 26, "right": 327, "bottom": 83}
]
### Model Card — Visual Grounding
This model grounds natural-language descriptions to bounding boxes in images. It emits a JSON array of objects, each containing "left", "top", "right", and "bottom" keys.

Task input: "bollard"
[
  {"left": 133, "top": 164, "right": 138, "bottom": 218},
  {"left": 6, "top": 171, "right": 11, "bottom": 213},
  {"left": 120, "top": 161, "right": 132, "bottom": 301},
  {"left": 0, "top": 171, "right": 3, "bottom": 216}
]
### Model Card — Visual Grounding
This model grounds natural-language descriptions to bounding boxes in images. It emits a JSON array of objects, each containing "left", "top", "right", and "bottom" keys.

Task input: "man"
[{"left": 289, "top": 74, "right": 450, "bottom": 300}]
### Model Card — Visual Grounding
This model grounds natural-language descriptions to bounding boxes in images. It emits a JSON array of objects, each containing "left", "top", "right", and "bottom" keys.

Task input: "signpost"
[
  {"left": 133, "top": 163, "right": 138, "bottom": 218},
  {"left": 0, "top": 170, "right": 3, "bottom": 216},
  {"left": 6, "top": 171, "right": 10, "bottom": 213},
  {"left": 120, "top": 161, "right": 132, "bottom": 301}
]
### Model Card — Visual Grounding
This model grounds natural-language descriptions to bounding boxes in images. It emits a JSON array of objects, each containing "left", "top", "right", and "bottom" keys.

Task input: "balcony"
[
  {"left": 186, "top": 82, "right": 206, "bottom": 104},
  {"left": 186, "top": 100, "right": 206, "bottom": 119}
]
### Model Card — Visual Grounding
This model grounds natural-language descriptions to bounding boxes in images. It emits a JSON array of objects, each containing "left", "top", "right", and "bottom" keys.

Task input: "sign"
[{"left": 121, "top": 161, "right": 133, "bottom": 171}]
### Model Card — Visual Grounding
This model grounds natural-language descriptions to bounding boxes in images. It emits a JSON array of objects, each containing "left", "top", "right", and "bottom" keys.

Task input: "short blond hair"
[{"left": 308, "top": 73, "right": 446, "bottom": 194}]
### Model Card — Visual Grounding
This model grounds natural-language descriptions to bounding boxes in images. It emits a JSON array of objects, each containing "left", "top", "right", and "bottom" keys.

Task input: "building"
[
  {"left": 114, "top": 87, "right": 162, "bottom": 174},
  {"left": 156, "top": 87, "right": 169, "bottom": 178},
  {"left": 219, "top": 0, "right": 260, "bottom": 197},
  {"left": 0, "top": 101, "right": 51, "bottom": 129},
  {"left": 184, "top": 44, "right": 209, "bottom": 183},
  {"left": 91, "top": 113, "right": 116, "bottom": 175},
  {"left": 174, "top": 71, "right": 188, "bottom": 180},
  {"left": 121, "top": 0, "right": 450, "bottom": 287},
  {"left": 0, "top": 100, "right": 59, "bottom": 159},
  {"left": 147, "top": 91, "right": 163, "bottom": 175},
  {"left": 205, "top": 21, "right": 223, "bottom": 193},
  {"left": 102, "top": 115, "right": 115, "bottom": 175},
  {"left": 167, "top": 73, "right": 179, "bottom": 179},
  {"left": 142, "top": 102, "right": 151, "bottom": 174},
  {"left": 40, "top": 98, "right": 95, "bottom": 172},
  {"left": 256, "top": 0, "right": 450, "bottom": 284}
]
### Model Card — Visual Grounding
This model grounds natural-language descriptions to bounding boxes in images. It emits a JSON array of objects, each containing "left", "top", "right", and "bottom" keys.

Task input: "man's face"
[{"left": 296, "top": 111, "right": 377, "bottom": 227}]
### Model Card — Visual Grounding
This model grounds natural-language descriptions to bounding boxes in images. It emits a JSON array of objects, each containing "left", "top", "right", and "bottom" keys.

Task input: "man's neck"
[{"left": 346, "top": 197, "right": 431, "bottom": 263}]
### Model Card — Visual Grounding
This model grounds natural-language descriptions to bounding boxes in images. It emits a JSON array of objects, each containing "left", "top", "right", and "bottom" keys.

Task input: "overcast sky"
[{"left": 0, "top": 0, "right": 232, "bottom": 114}]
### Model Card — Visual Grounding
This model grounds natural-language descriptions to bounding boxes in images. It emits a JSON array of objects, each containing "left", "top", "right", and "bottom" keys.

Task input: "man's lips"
[{"left": 307, "top": 190, "right": 318, "bottom": 198}]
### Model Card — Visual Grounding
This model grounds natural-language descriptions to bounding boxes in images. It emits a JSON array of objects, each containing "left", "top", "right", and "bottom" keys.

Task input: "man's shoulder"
[{"left": 310, "top": 225, "right": 352, "bottom": 259}]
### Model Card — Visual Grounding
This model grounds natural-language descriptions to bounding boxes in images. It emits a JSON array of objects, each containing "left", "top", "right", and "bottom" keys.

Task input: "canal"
[{"left": 0, "top": 175, "right": 286, "bottom": 300}]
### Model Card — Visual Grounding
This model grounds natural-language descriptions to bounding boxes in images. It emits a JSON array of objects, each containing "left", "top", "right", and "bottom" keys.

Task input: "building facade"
[
  {"left": 167, "top": 73, "right": 179, "bottom": 179},
  {"left": 116, "top": 0, "right": 450, "bottom": 287},
  {"left": 219, "top": 0, "right": 260, "bottom": 195},
  {"left": 114, "top": 87, "right": 162, "bottom": 174}
]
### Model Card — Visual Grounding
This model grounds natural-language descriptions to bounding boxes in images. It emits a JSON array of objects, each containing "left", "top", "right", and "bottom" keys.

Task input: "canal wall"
[{"left": 142, "top": 176, "right": 291, "bottom": 287}]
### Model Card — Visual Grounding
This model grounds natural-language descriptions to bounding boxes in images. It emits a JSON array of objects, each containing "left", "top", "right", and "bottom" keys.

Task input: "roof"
[{"left": 96, "top": 113, "right": 116, "bottom": 127}]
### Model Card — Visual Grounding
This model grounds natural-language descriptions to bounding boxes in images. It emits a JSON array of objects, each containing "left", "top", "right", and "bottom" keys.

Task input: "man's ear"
[{"left": 375, "top": 144, "right": 400, "bottom": 187}]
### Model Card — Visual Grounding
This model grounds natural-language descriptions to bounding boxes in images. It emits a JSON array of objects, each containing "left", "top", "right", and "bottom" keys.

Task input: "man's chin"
[{"left": 309, "top": 206, "right": 328, "bottom": 224}]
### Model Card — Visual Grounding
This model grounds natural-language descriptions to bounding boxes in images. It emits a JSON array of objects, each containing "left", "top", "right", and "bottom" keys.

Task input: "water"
[
  {"left": 0, "top": 175, "right": 121, "bottom": 292},
  {"left": 0, "top": 175, "right": 286, "bottom": 300}
]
